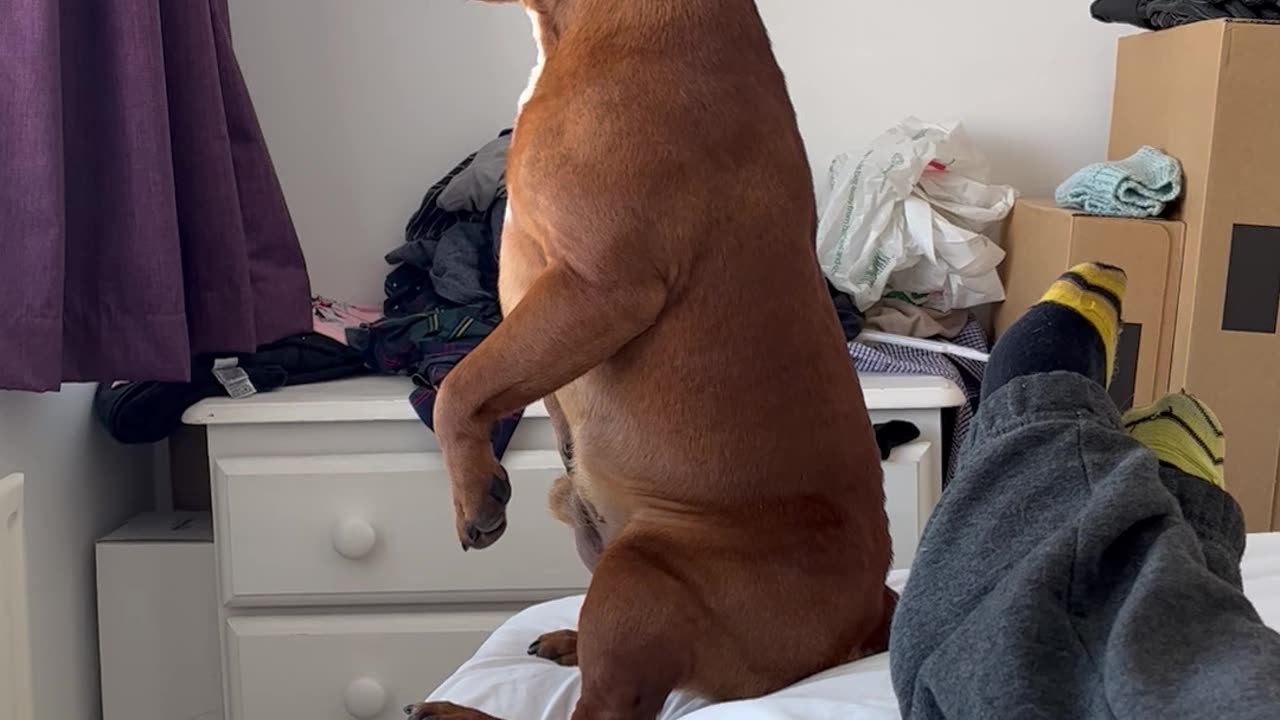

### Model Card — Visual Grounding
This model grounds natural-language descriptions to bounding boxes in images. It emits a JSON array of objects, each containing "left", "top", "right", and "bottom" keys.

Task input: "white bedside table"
[{"left": 183, "top": 374, "right": 962, "bottom": 720}]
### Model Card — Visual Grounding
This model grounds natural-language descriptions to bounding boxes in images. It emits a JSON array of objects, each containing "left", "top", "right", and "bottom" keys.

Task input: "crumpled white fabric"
[
  {"left": 426, "top": 571, "right": 909, "bottom": 720},
  {"left": 425, "top": 534, "right": 1280, "bottom": 719},
  {"left": 816, "top": 117, "right": 1017, "bottom": 312}
]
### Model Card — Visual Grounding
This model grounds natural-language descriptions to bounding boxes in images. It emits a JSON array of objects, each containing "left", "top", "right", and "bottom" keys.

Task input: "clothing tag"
[{"left": 211, "top": 358, "right": 257, "bottom": 399}]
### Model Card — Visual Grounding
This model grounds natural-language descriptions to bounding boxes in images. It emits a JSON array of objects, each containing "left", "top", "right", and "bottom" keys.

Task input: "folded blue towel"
[{"left": 1055, "top": 146, "right": 1183, "bottom": 218}]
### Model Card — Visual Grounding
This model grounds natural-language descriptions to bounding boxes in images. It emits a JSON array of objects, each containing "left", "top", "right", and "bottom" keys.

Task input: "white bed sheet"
[{"left": 429, "top": 533, "right": 1280, "bottom": 719}]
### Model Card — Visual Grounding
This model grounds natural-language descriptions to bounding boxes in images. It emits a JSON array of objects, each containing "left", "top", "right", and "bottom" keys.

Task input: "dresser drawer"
[
  {"left": 883, "top": 441, "right": 937, "bottom": 570},
  {"left": 227, "top": 611, "right": 508, "bottom": 720},
  {"left": 215, "top": 451, "right": 590, "bottom": 606}
]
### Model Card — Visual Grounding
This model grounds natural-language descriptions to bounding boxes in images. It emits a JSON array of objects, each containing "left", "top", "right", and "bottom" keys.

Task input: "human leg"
[{"left": 891, "top": 264, "right": 1280, "bottom": 719}]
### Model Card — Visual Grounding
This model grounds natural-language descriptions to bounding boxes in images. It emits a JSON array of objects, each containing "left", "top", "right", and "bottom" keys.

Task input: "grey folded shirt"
[{"left": 437, "top": 134, "right": 512, "bottom": 213}]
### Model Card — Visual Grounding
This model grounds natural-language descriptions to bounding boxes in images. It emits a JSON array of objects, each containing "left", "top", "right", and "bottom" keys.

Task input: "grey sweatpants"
[{"left": 891, "top": 372, "right": 1280, "bottom": 719}]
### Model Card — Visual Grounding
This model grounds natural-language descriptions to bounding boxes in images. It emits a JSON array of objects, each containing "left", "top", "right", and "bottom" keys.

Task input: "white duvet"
[{"left": 430, "top": 533, "right": 1280, "bottom": 719}]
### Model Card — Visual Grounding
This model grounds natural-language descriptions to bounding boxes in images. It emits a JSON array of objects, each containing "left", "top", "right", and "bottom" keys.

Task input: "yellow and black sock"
[
  {"left": 1039, "top": 263, "right": 1126, "bottom": 381},
  {"left": 983, "top": 263, "right": 1128, "bottom": 401},
  {"left": 1124, "top": 392, "right": 1226, "bottom": 488}
]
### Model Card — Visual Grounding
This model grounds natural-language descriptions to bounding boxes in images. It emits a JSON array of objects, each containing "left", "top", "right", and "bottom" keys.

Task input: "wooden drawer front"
[
  {"left": 883, "top": 441, "right": 936, "bottom": 570},
  {"left": 227, "top": 612, "right": 508, "bottom": 720},
  {"left": 216, "top": 451, "right": 589, "bottom": 605}
]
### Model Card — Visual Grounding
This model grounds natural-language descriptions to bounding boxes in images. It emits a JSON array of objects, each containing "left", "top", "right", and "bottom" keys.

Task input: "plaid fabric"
[
  {"left": 848, "top": 318, "right": 988, "bottom": 482},
  {"left": 350, "top": 307, "right": 524, "bottom": 458}
]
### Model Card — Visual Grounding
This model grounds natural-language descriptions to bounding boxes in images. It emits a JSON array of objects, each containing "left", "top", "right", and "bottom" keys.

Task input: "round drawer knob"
[
  {"left": 332, "top": 518, "right": 378, "bottom": 560},
  {"left": 343, "top": 677, "right": 387, "bottom": 719}
]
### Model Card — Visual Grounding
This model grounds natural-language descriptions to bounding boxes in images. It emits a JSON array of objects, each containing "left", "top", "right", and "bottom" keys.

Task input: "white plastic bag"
[{"left": 815, "top": 117, "right": 1017, "bottom": 312}]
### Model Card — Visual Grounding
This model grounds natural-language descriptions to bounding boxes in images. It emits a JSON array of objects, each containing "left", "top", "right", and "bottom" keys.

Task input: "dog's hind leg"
[
  {"left": 409, "top": 536, "right": 697, "bottom": 720},
  {"left": 845, "top": 586, "right": 898, "bottom": 663},
  {"left": 569, "top": 534, "right": 699, "bottom": 720},
  {"left": 528, "top": 628, "right": 579, "bottom": 666},
  {"left": 404, "top": 702, "right": 501, "bottom": 720}
]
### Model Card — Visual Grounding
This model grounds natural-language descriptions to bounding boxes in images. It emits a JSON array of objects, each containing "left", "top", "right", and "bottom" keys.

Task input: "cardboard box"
[
  {"left": 96, "top": 513, "right": 222, "bottom": 720},
  {"left": 1110, "top": 19, "right": 1280, "bottom": 531},
  {"left": 994, "top": 199, "right": 1185, "bottom": 411}
]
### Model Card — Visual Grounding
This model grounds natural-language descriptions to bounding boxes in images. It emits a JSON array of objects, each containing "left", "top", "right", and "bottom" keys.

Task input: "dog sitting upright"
[{"left": 411, "top": 1, "right": 894, "bottom": 718}]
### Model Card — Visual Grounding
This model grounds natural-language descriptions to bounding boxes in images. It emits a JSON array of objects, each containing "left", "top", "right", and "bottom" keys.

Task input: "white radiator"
[{"left": 0, "top": 473, "right": 32, "bottom": 720}]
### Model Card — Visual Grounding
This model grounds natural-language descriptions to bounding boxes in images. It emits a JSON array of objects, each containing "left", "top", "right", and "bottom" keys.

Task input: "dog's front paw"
[
  {"left": 435, "top": 388, "right": 511, "bottom": 552},
  {"left": 456, "top": 464, "right": 511, "bottom": 552}
]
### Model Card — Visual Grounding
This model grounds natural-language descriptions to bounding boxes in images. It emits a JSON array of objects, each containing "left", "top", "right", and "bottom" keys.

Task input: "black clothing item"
[
  {"left": 874, "top": 421, "right": 922, "bottom": 460},
  {"left": 1090, "top": 0, "right": 1151, "bottom": 25},
  {"left": 94, "top": 334, "right": 367, "bottom": 444},
  {"left": 1091, "top": 0, "right": 1280, "bottom": 30},
  {"left": 827, "top": 281, "right": 866, "bottom": 342}
]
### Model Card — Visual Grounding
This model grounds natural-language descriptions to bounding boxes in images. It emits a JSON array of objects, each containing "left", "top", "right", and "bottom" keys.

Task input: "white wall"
[
  {"left": 0, "top": 388, "right": 152, "bottom": 720},
  {"left": 229, "top": 0, "right": 531, "bottom": 304},
  {"left": 231, "top": 0, "right": 1132, "bottom": 304}
]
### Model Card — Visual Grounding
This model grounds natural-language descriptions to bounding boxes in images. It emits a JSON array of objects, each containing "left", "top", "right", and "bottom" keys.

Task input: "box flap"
[
  {"left": 1018, "top": 198, "right": 1183, "bottom": 227},
  {"left": 1220, "top": 18, "right": 1280, "bottom": 26},
  {"left": 1016, "top": 197, "right": 1074, "bottom": 215},
  {"left": 99, "top": 512, "right": 213, "bottom": 543},
  {"left": 1109, "top": 16, "right": 1280, "bottom": 531}
]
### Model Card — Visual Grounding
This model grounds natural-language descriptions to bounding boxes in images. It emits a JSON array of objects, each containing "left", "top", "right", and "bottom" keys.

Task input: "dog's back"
[{"left": 501, "top": 0, "right": 892, "bottom": 701}]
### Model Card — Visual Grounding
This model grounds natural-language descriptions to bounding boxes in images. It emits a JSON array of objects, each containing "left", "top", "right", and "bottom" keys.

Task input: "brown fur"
[{"left": 417, "top": 1, "right": 893, "bottom": 718}]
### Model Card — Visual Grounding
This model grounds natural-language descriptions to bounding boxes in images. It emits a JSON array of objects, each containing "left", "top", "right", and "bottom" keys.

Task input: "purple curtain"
[{"left": 0, "top": 0, "right": 312, "bottom": 391}]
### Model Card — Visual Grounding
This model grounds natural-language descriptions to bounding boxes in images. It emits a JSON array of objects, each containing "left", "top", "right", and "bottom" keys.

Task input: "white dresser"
[{"left": 182, "top": 375, "right": 963, "bottom": 720}]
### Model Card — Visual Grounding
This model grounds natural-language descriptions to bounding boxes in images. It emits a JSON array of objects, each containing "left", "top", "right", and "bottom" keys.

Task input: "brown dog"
[{"left": 411, "top": 1, "right": 894, "bottom": 718}]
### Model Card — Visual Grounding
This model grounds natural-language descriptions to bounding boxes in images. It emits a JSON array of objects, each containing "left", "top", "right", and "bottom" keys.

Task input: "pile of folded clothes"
[{"left": 349, "top": 130, "right": 523, "bottom": 457}]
